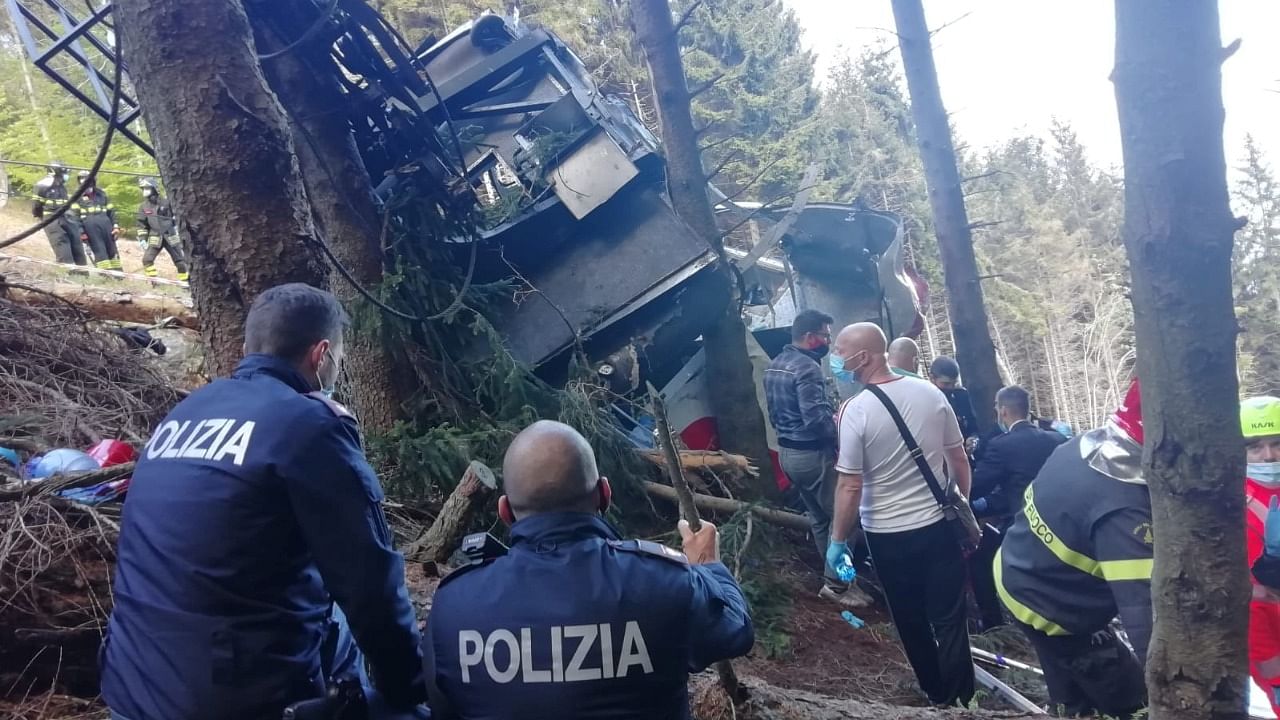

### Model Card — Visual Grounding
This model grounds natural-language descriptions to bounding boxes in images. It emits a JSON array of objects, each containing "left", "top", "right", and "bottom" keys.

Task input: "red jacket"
[{"left": 1247, "top": 477, "right": 1280, "bottom": 715}]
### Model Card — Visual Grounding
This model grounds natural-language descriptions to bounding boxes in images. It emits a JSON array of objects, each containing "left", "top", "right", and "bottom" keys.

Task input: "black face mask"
[{"left": 806, "top": 343, "right": 830, "bottom": 360}]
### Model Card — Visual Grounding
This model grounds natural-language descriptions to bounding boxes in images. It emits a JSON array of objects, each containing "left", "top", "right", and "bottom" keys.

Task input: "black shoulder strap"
[
  {"left": 863, "top": 383, "right": 949, "bottom": 507},
  {"left": 608, "top": 539, "right": 689, "bottom": 565}
]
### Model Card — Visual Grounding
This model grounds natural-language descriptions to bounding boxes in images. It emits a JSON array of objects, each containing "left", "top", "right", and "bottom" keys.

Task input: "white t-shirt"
[{"left": 835, "top": 375, "right": 964, "bottom": 533}]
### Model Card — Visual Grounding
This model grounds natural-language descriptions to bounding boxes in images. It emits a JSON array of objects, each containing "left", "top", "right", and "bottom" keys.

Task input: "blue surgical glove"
[
  {"left": 1266, "top": 496, "right": 1280, "bottom": 558},
  {"left": 826, "top": 540, "right": 851, "bottom": 573},
  {"left": 971, "top": 497, "right": 988, "bottom": 514}
]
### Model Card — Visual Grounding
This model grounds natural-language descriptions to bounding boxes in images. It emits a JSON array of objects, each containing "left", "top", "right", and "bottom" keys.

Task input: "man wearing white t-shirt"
[{"left": 825, "top": 323, "right": 975, "bottom": 707}]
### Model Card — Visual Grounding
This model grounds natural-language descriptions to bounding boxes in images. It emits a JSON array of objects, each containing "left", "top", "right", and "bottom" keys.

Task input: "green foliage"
[
  {"left": 1232, "top": 135, "right": 1280, "bottom": 396},
  {"left": 676, "top": 0, "right": 822, "bottom": 201},
  {"left": 0, "top": 40, "right": 157, "bottom": 229}
]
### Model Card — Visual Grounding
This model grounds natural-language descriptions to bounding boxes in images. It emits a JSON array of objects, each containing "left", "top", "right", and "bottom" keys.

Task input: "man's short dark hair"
[
  {"left": 996, "top": 385, "right": 1031, "bottom": 418},
  {"left": 791, "top": 309, "right": 834, "bottom": 342},
  {"left": 244, "top": 283, "right": 348, "bottom": 362},
  {"left": 929, "top": 356, "right": 960, "bottom": 380}
]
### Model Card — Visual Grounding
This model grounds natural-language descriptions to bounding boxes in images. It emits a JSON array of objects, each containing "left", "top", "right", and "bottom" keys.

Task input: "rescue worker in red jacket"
[{"left": 1242, "top": 396, "right": 1280, "bottom": 716}]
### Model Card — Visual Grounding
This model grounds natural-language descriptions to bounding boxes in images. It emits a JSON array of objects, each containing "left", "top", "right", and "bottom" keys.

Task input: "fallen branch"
[
  {"left": 406, "top": 461, "right": 497, "bottom": 564},
  {"left": 639, "top": 449, "right": 758, "bottom": 477},
  {"left": 3, "top": 278, "right": 197, "bottom": 328},
  {"left": 0, "top": 462, "right": 134, "bottom": 503},
  {"left": 0, "top": 377, "right": 102, "bottom": 444},
  {"left": 643, "top": 481, "right": 811, "bottom": 532},
  {"left": 648, "top": 382, "right": 744, "bottom": 705}
]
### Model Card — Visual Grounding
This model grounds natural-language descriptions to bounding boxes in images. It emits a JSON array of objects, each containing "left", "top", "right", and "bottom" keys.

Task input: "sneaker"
[{"left": 819, "top": 584, "right": 873, "bottom": 609}]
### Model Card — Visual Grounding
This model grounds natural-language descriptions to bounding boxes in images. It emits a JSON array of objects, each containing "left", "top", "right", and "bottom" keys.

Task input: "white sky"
[{"left": 784, "top": 0, "right": 1280, "bottom": 174}]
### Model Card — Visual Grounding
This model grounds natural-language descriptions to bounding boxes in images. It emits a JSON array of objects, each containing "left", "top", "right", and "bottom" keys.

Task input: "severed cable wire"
[{"left": 0, "top": 52, "right": 124, "bottom": 251}]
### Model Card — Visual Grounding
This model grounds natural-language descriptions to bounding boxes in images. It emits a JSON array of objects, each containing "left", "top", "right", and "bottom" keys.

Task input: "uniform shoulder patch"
[
  {"left": 437, "top": 558, "right": 496, "bottom": 590},
  {"left": 304, "top": 391, "right": 355, "bottom": 420},
  {"left": 608, "top": 539, "right": 688, "bottom": 566}
]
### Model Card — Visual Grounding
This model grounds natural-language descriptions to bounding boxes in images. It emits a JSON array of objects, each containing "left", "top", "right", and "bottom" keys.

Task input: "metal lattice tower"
[{"left": 3, "top": 0, "right": 151, "bottom": 154}]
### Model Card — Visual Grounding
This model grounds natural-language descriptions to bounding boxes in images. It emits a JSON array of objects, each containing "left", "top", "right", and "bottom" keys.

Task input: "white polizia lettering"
[
  {"left": 143, "top": 419, "right": 257, "bottom": 466},
  {"left": 458, "top": 622, "right": 654, "bottom": 684}
]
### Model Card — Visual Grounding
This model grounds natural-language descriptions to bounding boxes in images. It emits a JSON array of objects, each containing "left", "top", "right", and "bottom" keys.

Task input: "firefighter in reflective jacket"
[
  {"left": 31, "top": 161, "right": 87, "bottom": 266},
  {"left": 136, "top": 177, "right": 188, "bottom": 281},
  {"left": 996, "top": 378, "right": 1149, "bottom": 718},
  {"left": 1242, "top": 396, "right": 1280, "bottom": 717},
  {"left": 73, "top": 170, "right": 122, "bottom": 271}
]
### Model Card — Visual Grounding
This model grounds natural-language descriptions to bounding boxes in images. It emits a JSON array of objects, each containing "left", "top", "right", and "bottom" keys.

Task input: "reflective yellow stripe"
[
  {"left": 994, "top": 547, "right": 1070, "bottom": 636},
  {"left": 177, "top": 272, "right": 189, "bottom": 281},
  {"left": 1099, "top": 558, "right": 1153, "bottom": 582},
  {"left": 143, "top": 266, "right": 158, "bottom": 277},
  {"left": 1022, "top": 485, "right": 1105, "bottom": 579}
]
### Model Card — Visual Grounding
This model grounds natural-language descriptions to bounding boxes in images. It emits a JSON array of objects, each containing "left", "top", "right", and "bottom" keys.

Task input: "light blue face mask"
[
  {"left": 829, "top": 353, "right": 853, "bottom": 383},
  {"left": 1250, "top": 462, "right": 1280, "bottom": 486},
  {"left": 316, "top": 349, "right": 337, "bottom": 399},
  {"left": 998, "top": 422, "right": 1009, "bottom": 433}
]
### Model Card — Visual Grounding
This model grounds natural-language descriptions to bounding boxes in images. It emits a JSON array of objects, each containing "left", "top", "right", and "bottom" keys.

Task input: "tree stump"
[{"left": 407, "top": 461, "right": 497, "bottom": 566}]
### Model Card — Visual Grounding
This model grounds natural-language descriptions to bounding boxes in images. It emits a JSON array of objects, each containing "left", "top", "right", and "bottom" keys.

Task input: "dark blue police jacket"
[
  {"left": 100, "top": 354, "right": 425, "bottom": 720},
  {"left": 423, "top": 512, "right": 754, "bottom": 720}
]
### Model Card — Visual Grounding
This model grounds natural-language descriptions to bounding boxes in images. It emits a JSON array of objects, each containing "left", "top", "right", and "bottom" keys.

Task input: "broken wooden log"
[
  {"left": 639, "top": 449, "right": 758, "bottom": 477},
  {"left": 647, "top": 382, "right": 745, "bottom": 705},
  {"left": 406, "top": 461, "right": 497, "bottom": 564},
  {"left": 643, "top": 481, "right": 811, "bottom": 532},
  {"left": 4, "top": 278, "right": 197, "bottom": 328}
]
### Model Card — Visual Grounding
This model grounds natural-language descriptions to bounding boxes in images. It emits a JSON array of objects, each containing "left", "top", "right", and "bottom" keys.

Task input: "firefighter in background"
[
  {"left": 74, "top": 170, "right": 122, "bottom": 271},
  {"left": 996, "top": 378, "right": 1150, "bottom": 718},
  {"left": 32, "top": 161, "right": 87, "bottom": 266},
  {"left": 136, "top": 177, "right": 188, "bottom": 281},
  {"left": 1242, "top": 396, "right": 1280, "bottom": 717}
]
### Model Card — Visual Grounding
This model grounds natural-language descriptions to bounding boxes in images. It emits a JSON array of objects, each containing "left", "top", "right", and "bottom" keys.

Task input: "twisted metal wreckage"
[{"left": 4, "top": 0, "right": 925, "bottom": 464}]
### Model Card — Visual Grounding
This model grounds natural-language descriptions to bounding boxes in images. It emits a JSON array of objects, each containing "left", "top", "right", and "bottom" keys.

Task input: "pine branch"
[
  {"left": 674, "top": 0, "right": 704, "bottom": 33},
  {"left": 688, "top": 72, "right": 725, "bottom": 100},
  {"left": 717, "top": 157, "right": 783, "bottom": 203},
  {"left": 704, "top": 149, "right": 745, "bottom": 183}
]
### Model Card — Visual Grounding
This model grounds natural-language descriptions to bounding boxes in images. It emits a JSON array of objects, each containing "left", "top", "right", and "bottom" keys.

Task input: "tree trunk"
[
  {"left": 114, "top": 0, "right": 328, "bottom": 377},
  {"left": 630, "top": 0, "right": 777, "bottom": 499},
  {"left": 890, "top": 0, "right": 1002, "bottom": 432},
  {"left": 247, "top": 0, "right": 413, "bottom": 432},
  {"left": 1112, "top": 3, "right": 1248, "bottom": 718}
]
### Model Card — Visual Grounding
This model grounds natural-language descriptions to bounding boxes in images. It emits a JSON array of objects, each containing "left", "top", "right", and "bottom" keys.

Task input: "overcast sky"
[{"left": 784, "top": 0, "right": 1280, "bottom": 175}]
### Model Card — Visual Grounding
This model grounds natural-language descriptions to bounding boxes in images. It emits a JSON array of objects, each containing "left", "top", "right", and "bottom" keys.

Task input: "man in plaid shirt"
[{"left": 764, "top": 309, "right": 870, "bottom": 608}]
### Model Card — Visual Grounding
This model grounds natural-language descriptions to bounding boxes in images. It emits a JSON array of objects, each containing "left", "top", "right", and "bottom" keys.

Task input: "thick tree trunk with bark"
[
  {"left": 630, "top": 0, "right": 777, "bottom": 499},
  {"left": 1113, "top": 3, "right": 1248, "bottom": 718},
  {"left": 890, "top": 0, "right": 1002, "bottom": 432},
  {"left": 248, "top": 0, "right": 413, "bottom": 432},
  {"left": 115, "top": 0, "right": 328, "bottom": 377}
]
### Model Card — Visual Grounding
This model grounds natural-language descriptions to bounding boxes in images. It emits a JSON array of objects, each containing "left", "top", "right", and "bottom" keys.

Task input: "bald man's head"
[
  {"left": 833, "top": 322, "right": 889, "bottom": 382},
  {"left": 501, "top": 420, "right": 606, "bottom": 521},
  {"left": 887, "top": 337, "right": 920, "bottom": 373}
]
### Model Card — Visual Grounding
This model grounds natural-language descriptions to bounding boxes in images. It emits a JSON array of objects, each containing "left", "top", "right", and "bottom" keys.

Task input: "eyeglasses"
[{"left": 811, "top": 332, "right": 831, "bottom": 341}]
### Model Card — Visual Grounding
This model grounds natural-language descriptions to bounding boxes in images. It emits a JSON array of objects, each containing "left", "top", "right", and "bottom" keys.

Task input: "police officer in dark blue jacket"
[
  {"left": 423, "top": 420, "right": 754, "bottom": 720},
  {"left": 100, "top": 283, "right": 427, "bottom": 720}
]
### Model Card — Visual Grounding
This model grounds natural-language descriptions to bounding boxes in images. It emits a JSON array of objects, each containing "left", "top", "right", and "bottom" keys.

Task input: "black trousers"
[
  {"left": 83, "top": 217, "right": 118, "bottom": 267},
  {"left": 1016, "top": 621, "right": 1146, "bottom": 718},
  {"left": 142, "top": 234, "right": 188, "bottom": 273},
  {"left": 866, "top": 520, "right": 975, "bottom": 706},
  {"left": 968, "top": 518, "right": 1008, "bottom": 630},
  {"left": 46, "top": 221, "right": 87, "bottom": 265}
]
